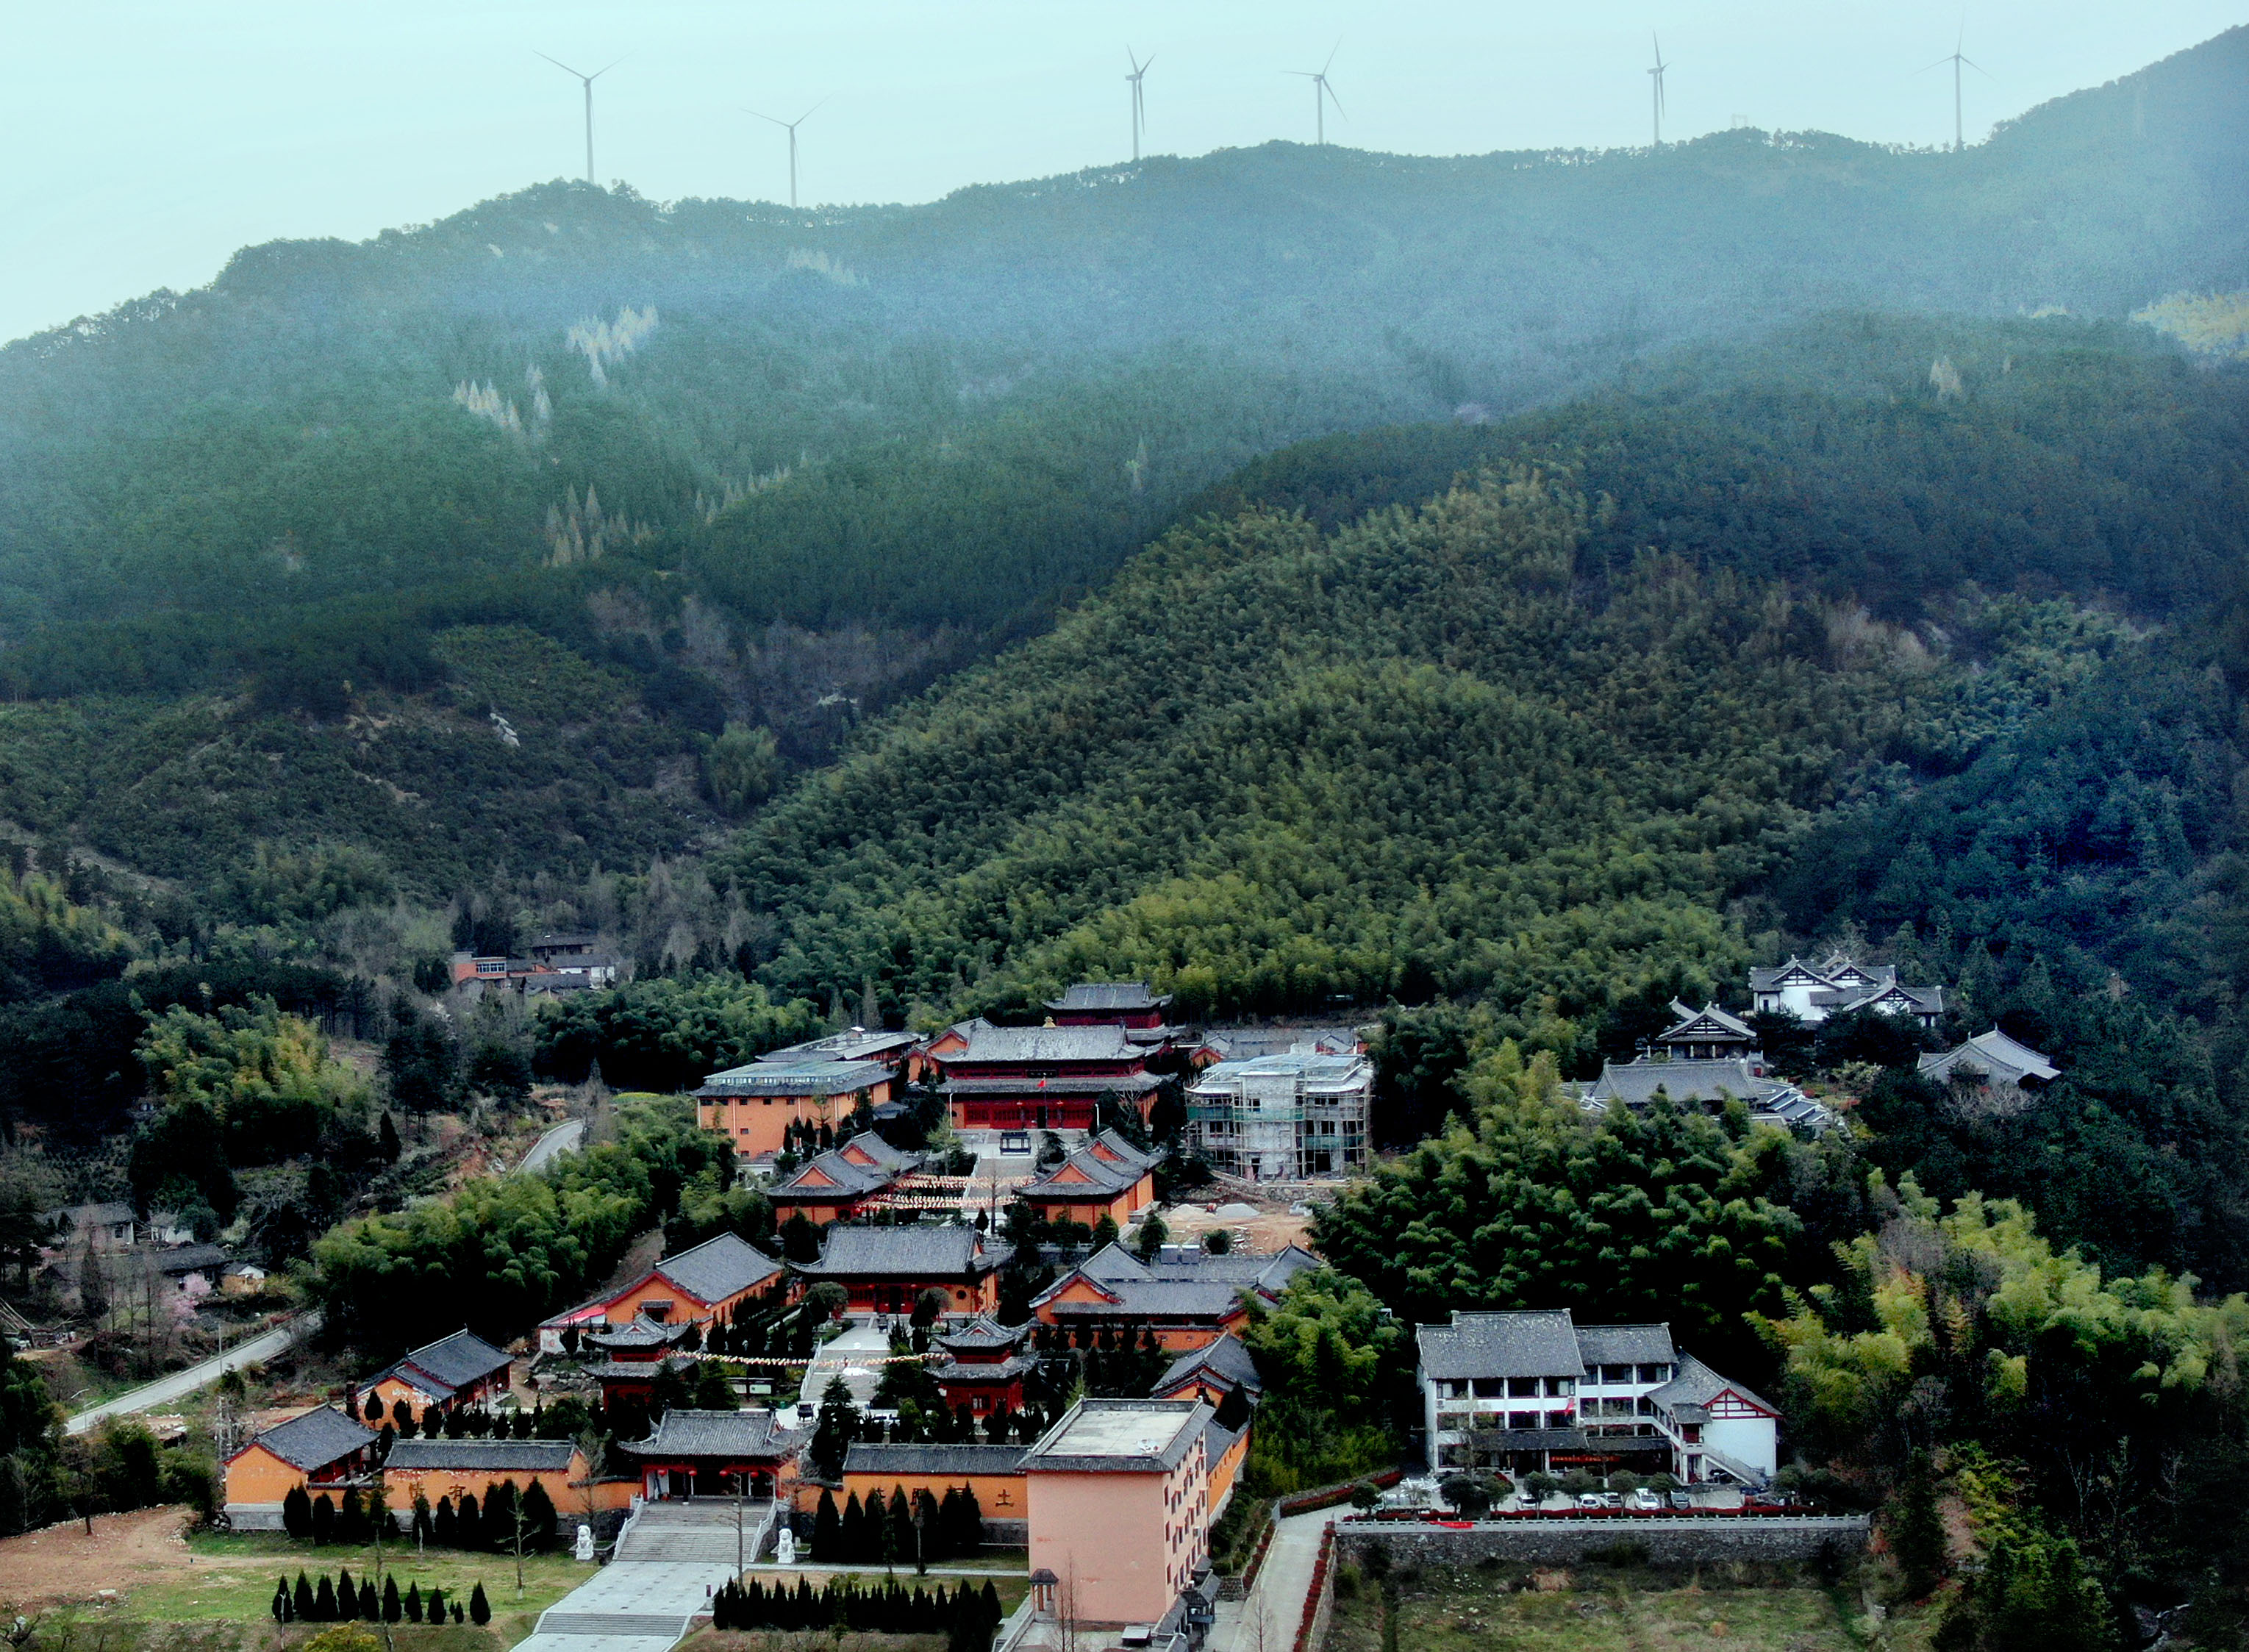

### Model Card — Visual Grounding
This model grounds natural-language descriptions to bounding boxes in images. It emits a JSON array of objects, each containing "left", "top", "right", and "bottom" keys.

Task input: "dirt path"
[{"left": 0, "top": 1504, "right": 199, "bottom": 1605}]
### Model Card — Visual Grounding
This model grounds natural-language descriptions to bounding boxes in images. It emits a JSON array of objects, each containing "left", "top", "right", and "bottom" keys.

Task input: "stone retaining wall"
[{"left": 1338, "top": 1514, "right": 1870, "bottom": 1568}]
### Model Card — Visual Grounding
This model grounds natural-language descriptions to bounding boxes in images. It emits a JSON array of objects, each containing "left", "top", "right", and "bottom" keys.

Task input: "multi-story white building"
[
  {"left": 1415, "top": 1309, "right": 1778, "bottom": 1487},
  {"left": 1185, "top": 1048, "right": 1372, "bottom": 1181}
]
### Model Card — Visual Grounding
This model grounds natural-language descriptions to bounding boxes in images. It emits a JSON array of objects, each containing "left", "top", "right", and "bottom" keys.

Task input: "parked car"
[
  {"left": 1747, "top": 1490, "right": 1803, "bottom": 1509},
  {"left": 1668, "top": 1490, "right": 1697, "bottom": 1509},
  {"left": 1631, "top": 1487, "right": 1665, "bottom": 1511},
  {"left": 1598, "top": 1491, "right": 1625, "bottom": 1509},
  {"left": 1576, "top": 1492, "right": 1606, "bottom": 1509}
]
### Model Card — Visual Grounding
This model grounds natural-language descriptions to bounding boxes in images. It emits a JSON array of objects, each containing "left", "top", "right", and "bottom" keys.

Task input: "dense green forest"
[{"left": 0, "top": 29, "right": 2240, "bottom": 933}]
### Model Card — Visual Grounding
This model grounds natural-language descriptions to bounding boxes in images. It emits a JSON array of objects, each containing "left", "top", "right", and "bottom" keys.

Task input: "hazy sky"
[{"left": 3, "top": 1, "right": 2239, "bottom": 346}]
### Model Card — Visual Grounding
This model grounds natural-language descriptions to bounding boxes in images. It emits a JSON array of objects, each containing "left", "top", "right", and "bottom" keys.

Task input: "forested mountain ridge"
[
  {"left": 2, "top": 24, "right": 2241, "bottom": 659},
  {"left": 724, "top": 316, "right": 2249, "bottom": 1029}
]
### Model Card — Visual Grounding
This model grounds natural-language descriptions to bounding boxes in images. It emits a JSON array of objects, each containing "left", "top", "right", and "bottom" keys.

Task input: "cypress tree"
[
  {"left": 283, "top": 1484, "right": 312, "bottom": 1540},
  {"left": 412, "top": 1495, "right": 433, "bottom": 1545},
  {"left": 840, "top": 1492, "right": 866, "bottom": 1562},
  {"left": 311, "top": 1492, "right": 335, "bottom": 1546},
  {"left": 383, "top": 1576, "right": 401, "bottom": 1623},
  {"left": 957, "top": 1485, "right": 983, "bottom": 1556},
  {"left": 1891, "top": 1451, "right": 1949, "bottom": 1599},
  {"left": 916, "top": 1489, "right": 943, "bottom": 1567},
  {"left": 485, "top": 1481, "right": 518, "bottom": 1551},
  {"left": 524, "top": 1479, "right": 558, "bottom": 1549},
  {"left": 293, "top": 1573, "right": 315, "bottom": 1622},
  {"left": 457, "top": 1491, "right": 482, "bottom": 1548},
  {"left": 272, "top": 1578, "right": 291, "bottom": 1623},
  {"left": 359, "top": 1578, "right": 379, "bottom": 1620},
  {"left": 812, "top": 1488, "right": 840, "bottom": 1559},
  {"left": 452, "top": 1603, "right": 465, "bottom": 1623},
  {"left": 405, "top": 1582, "right": 423, "bottom": 1623},
  {"left": 339, "top": 1487, "right": 371, "bottom": 1544},
  {"left": 313, "top": 1576, "right": 337, "bottom": 1621},
  {"left": 335, "top": 1568, "right": 358, "bottom": 1620},
  {"left": 887, "top": 1486, "right": 913, "bottom": 1571},
  {"left": 468, "top": 1579, "right": 490, "bottom": 1623},
  {"left": 424, "top": 1588, "right": 445, "bottom": 1624},
  {"left": 434, "top": 1496, "right": 457, "bottom": 1547}
]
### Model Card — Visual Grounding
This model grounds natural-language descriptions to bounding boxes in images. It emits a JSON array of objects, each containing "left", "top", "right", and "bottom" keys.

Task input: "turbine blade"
[
  {"left": 795, "top": 98, "right": 828, "bottom": 124},
  {"left": 536, "top": 51, "right": 588, "bottom": 79},
  {"left": 1323, "top": 39, "right": 1341, "bottom": 74},
  {"left": 1323, "top": 81, "right": 1347, "bottom": 119},
  {"left": 1960, "top": 56, "right": 1992, "bottom": 77},
  {"left": 589, "top": 57, "right": 626, "bottom": 80}
]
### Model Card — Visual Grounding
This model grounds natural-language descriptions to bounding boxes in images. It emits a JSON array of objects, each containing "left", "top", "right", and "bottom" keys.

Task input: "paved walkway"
[
  {"left": 512, "top": 1557, "right": 736, "bottom": 1652},
  {"left": 1213, "top": 1510, "right": 1329, "bottom": 1652},
  {"left": 800, "top": 1322, "right": 894, "bottom": 1416},
  {"left": 66, "top": 1313, "right": 315, "bottom": 1436},
  {"left": 521, "top": 1119, "right": 587, "bottom": 1176}
]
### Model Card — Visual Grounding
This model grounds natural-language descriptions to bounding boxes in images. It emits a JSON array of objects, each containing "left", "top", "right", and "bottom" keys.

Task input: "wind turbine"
[
  {"left": 1126, "top": 49, "right": 1153, "bottom": 162},
  {"left": 1648, "top": 35, "right": 1669, "bottom": 146},
  {"left": 748, "top": 101, "right": 825, "bottom": 209},
  {"left": 537, "top": 53, "right": 623, "bottom": 185},
  {"left": 1286, "top": 45, "right": 1345, "bottom": 147},
  {"left": 1921, "top": 26, "right": 1989, "bottom": 152}
]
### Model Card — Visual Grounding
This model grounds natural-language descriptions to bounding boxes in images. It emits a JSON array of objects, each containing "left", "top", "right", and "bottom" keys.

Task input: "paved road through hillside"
[{"left": 66, "top": 1312, "right": 318, "bottom": 1435}]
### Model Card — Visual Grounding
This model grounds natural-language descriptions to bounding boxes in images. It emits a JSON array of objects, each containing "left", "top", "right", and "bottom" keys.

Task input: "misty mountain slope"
[
  {"left": 0, "top": 25, "right": 2240, "bottom": 659},
  {"left": 719, "top": 318, "right": 2249, "bottom": 1062}
]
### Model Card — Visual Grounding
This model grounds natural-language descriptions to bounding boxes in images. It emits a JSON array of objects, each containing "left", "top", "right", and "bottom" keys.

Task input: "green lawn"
[
  {"left": 123, "top": 1531, "right": 598, "bottom": 1625},
  {"left": 1326, "top": 1559, "right": 1931, "bottom": 1652}
]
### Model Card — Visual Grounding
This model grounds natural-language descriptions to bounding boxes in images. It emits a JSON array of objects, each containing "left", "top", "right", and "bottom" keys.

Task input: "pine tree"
[
  {"left": 293, "top": 1573, "right": 315, "bottom": 1622},
  {"left": 336, "top": 1568, "right": 359, "bottom": 1620},
  {"left": 311, "top": 1492, "right": 335, "bottom": 1545},
  {"left": 283, "top": 1484, "right": 312, "bottom": 1540},
  {"left": 405, "top": 1582, "right": 423, "bottom": 1623},
  {"left": 435, "top": 1496, "right": 457, "bottom": 1547},
  {"left": 383, "top": 1575, "right": 402, "bottom": 1623},
  {"left": 314, "top": 1576, "right": 337, "bottom": 1621},
  {"left": 360, "top": 1578, "right": 379, "bottom": 1619},
  {"left": 424, "top": 1588, "right": 445, "bottom": 1624},
  {"left": 471, "top": 1582, "right": 492, "bottom": 1626},
  {"left": 458, "top": 1491, "right": 482, "bottom": 1549},
  {"left": 272, "top": 1578, "right": 292, "bottom": 1622}
]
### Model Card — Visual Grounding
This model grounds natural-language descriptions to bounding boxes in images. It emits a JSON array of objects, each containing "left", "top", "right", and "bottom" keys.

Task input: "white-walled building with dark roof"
[
  {"left": 1415, "top": 1309, "right": 1776, "bottom": 1486},
  {"left": 1750, "top": 955, "right": 1945, "bottom": 1027}
]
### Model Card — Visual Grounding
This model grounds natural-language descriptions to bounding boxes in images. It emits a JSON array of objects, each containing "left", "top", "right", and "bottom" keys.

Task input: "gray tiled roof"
[
  {"left": 1415, "top": 1310, "right": 1584, "bottom": 1381},
  {"left": 386, "top": 1329, "right": 511, "bottom": 1395},
  {"left": 587, "top": 1315, "right": 689, "bottom": 1350},
  {"left": 42, "top": 1201, "right": 137, "bottom": 1230},
  {"left": 156, "top": 1243, "right": 232, "bottom": 1276},
  {"left": 1656, "top": 1001, "right": 1757, "bottom": 1042},
  {"left": 801, "top": 1226, "right": 1009, "bottom": 1281},
  {"left": 757, "top": 1030, "right": 922, "bottom": 1065},
  {"left": 385, "top": 1438, "right": 579, "bottom": 1473},
  {"left": 941, "top": 1072, "right": 1164, "bottom": 1097},
  {"left": 1022, "top": 1399, "right": 1212, "bottom": 1473},
  {"left": 1087, "top": 1130, "right": 1162, "bottom": 1170},
  {"left": 1045, "top": 983, "right": 1169, "bottom": 1013},
  {"left": 696, "top": 1059, "right": 889, "bottom": 1098},
  {"left": 245, "top": 1406, "right": 375, "bottom": 1470},
  {"left": 625, "top": 1409, "right": 797, "bottom": 1459},
  {"left": 1043, "top": 1279, "right": 1251, "bottom": 1320},
  {"left": 1584, "top": 1058, "right": 1787, "bottom": 1107},
  {"left": 843, "top": 1442, "right": 1028, "bottom": 1478},
  {"left": 837, "top": 1131, "right": 915, "bottom": 1171},
  {"left": 1649, "top": 1353, "right": 1778, "bottom": 1418},
  {"left": 1573, "top": 1323, "right": 1677, "bottom": 1367},
  {"left": 939, "top": 1024, "right": 1152, "bottom": 1064},
  {"left": 1020, "top": 1150, "right": 1145, "bottom": 1199},
  {"left": 654, "top": 1233, "right": 784, "bottom": 1304},
  {"left": 1195, "top": 1026, "right": 1362, "bottom": 1062},
  {"left": 934, "top": 1317, "right": 1026, "bottom": 1354},
  {"left": 772, "top": 1150, "right": 895, "bottom": 1199},
  {"left": 1155, "top": 1332, "right": 1263, "bottom": 1395},
  {"left": 1917, "top": 1029, "right": 2058, "bottom": 1086}
]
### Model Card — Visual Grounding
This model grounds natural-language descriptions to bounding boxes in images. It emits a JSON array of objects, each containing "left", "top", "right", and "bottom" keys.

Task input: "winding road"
[{"left": 66, "top": 1312, "right": 318, "bottom": 1435}]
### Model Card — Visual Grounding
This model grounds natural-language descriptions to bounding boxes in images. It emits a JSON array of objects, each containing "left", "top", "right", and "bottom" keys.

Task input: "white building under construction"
[{"left": 1184, "top": 1047, "right": 1373, "bottom": 1181}]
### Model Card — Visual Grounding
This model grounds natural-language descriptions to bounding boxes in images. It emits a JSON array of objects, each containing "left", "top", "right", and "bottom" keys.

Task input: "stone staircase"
[{"left": 614, "top": 1499, "right": 773, "bottom": 1565}]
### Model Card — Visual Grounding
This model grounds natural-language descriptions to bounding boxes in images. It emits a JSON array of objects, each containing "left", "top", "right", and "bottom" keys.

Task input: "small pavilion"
[{"left": 584, "top": 1315, "right": 693, "bottom": 1407}]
